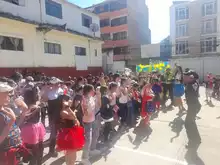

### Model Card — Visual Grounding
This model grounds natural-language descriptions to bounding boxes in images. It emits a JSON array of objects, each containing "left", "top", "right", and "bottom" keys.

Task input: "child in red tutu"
[
  {"left": 56, "top": 94, "right": 84, "bottom": 165},
  {"left": 141, "top": 82, "right": 154, "bottom": 125}
]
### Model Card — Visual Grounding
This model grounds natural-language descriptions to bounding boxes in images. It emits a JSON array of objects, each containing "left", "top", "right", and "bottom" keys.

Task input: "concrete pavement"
[{"left": 42, "top": 87, "right": 220, "bottom": 165}]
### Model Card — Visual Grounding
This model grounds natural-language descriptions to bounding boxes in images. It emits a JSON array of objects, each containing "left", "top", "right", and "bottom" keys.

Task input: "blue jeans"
[
  {"left": 82, "top": 119, "right": 100, "bottom": 159},
  {"left": 127, "top": 100, "right": 135, "bottom": 126}
]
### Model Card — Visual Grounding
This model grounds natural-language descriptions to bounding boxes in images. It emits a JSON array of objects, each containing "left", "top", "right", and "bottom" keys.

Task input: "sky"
[{"left": 68, "top": 0, "right": 173, "bottom": 43}]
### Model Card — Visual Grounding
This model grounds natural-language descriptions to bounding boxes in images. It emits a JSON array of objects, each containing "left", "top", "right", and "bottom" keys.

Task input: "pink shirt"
[{"left": 82, "top": 96, "right": 96, "bottom": 123}]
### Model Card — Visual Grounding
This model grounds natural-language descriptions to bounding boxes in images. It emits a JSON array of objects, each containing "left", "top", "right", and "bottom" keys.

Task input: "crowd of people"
[{"left": 0, "top": 64, "right": 215, "bottom": 165}]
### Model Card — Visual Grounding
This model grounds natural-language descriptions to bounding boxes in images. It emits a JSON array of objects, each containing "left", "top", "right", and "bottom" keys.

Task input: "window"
[
  {"left": 94, "top": 4, "right": 109, "bottom": 14},
  {"left": 101, "top": 33, "right": 111, "bottom": 41},
  {"left": 0, "top": 35, "right": 23, "bottom": 51},
  {"left": 111, "top": 16, "right": 127, "bottom": 27},
  {"left": 202, "top": 2, "right": 217, "bottom": 16},
  {"left": 113, "top": 31, "right": 127, "bottom": 40},
  {"left": 175, "top": 41, "right": 189, "bottom": 54},
  {"left": 44, "top": 42, "right": 61, "bottom": 54},
  {"left": 110, "top": 1, "right": 127, "bottom": 12},
  {"left": 100, "top": 19, "right": 110, "bottom": 27},
  {"left": 45, "top": 0, "right": 62, "bottom": 19},
  {"left": 3, "top": 0, "right": 19, "bottom": 5},
  {"left": 176, "top": 24, "right": 188, "bottom": 37},
  {"left": 82, "top": 14, "right": 92, "bottom": 28},
  {"left": 94, "top": 49, "right": 98, "bottom": 56},
  {"left": 202, "top": 19, "right": 217, "bottom": 34},
  {"left": 176, "top": 7, "right": 189, "bottom": 20},
  {"left": 75, "top": 47, "right": 86, "bottom": 56},
  {"left": 113, "top": 46, "right": 129, "bottom": 55},
  {"left": 201, "top": 37, "right": 217, "bottom": 53}
]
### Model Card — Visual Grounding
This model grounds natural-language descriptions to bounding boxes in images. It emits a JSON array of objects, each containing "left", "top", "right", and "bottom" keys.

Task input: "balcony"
[
  {"left": 103, "top": 39, "right": 129, "bottom": 49},
  {"left": 99, "top": 8, "right": 128, "bottom": 19},
  {"left": 101, "top": 24, "right": 128, "bottom": 34}
]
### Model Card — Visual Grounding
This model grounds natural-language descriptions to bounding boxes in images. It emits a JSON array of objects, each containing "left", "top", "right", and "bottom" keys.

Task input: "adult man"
[
  {"left": 183, "top": 70, "right": 201, "bottom": 150},
  {"left": 47, "top": 77, "right": 63, "bottom": 156}
]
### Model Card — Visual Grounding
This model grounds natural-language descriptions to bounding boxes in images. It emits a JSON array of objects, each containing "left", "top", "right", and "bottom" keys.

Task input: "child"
[
  {"left": 100, "top": 86, "right": 114, "bottom": 143},
  {"left": 213, "top": 78, "right": 220, "bottom": 99},
  {"left": 118, "top": 78, "right": 129, "bottom": 126},
  {"left": 132, "top": 82, "right": 141, "bottom": 117},
  {"left": 173, "top": 83, "right": 185, "bottom": 115},
  {"left": 108, "top": 82, "right": 119, "bottom": 131},
  {"left": 141, "top": 82, "right": 155, "bottom": 125},
  {"left": 71, "top": 85, "right": 83, "bottom": 126},
  {"left": 151, "top": 78, "right": 162, "bottom": 111},
  {"left": 21, "top": 85, "right": 46, "bottom": 165},
  {"left": 81, "top": 84, "right": 101, "bottom": 165},
  {"left": 56, "top": 95, "right": 84, "bottom": 165},
  {"left": 205, "top": 73, "right": 213, "bottom": 103}
]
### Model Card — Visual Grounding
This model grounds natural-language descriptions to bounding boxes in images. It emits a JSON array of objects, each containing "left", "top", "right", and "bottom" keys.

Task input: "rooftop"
[
  {"left": 60, "top": 0, "right": 99, "bottom": 17},
  {"left": 0, "top": 12, "right": 102, "bottom": 41},
  {"left": 172, "top": 0, "right": 191, "bottom": 5},
  {"left": 85, "top": 0, "right": 126, "bottom": 9}
]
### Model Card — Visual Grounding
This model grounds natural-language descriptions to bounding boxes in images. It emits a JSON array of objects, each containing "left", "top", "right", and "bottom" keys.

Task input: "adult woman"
[
  {"left": 0, "top": 81, "right": 29, "bottom": 165},
  {"left": 56, "top": 94, "right": 84, "bottom": 165}
]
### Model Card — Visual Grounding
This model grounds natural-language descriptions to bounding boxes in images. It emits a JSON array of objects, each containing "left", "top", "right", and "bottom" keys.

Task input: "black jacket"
[
  {"left": 185, "top": 81, "right": 201, "bottom": 110},
  {"left": 100, "top": 96, "right": 114, "bottom": 120}
]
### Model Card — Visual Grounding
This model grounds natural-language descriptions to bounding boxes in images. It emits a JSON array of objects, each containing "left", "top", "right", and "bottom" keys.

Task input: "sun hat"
[
  {"left": 50, "top": 77, "right": 63, "bottom": 84},
  {"left": 26, "top": 76, "right": 34, "bottom": 82},
  {"left": 0, "top": 83, "right": 13, "bottom": 93}
]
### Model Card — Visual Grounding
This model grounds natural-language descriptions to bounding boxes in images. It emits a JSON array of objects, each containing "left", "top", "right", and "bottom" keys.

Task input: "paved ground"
[{"left": 42, "top": 87, "right": 220, "bottom": 165}]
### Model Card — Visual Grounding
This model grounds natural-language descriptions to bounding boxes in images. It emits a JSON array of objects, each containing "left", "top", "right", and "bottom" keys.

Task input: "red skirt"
[
  {"left": 141, "top": 95, "right": 153, "bottom": 118},
  {"left": 56, "top": 126, "right": 85, "bottom": 151}
]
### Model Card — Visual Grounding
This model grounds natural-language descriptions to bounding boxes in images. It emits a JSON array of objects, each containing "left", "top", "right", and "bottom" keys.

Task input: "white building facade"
[
  {"left": 170, "top": 0, "right": 220, "bottom": 79},
  {"left": 0, "top": 0, "right": 103, "bottom": 78}
]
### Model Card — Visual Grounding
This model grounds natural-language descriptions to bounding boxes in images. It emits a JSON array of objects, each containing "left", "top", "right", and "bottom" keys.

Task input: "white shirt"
[
  {"left": 109, "top": 92, "right": 117, "bottom": 106},
  {"left": 48, "top": 87, "right": 63, "bottom": 100},
  {"left": 175, "top": 72, "right": 182, "bottom": 81},
  {"left": 119, "top": 87, "right": 128, "bottom": 104}
]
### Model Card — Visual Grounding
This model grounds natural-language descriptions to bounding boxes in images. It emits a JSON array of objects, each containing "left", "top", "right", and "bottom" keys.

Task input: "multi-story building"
[
  {"left": 0, "top": 0, "right": 103, "bottom": 78},
  {"left": 87, "top": 0, "right": 151, "bottom": 70},
  {"left": 170, "top": 0, "right": 220, "bottom": 78}
]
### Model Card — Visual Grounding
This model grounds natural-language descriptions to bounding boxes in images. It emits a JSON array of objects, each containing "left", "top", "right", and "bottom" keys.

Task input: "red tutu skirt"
[{"left": 56, "top": 126, "right": 85, "bottom": 151}]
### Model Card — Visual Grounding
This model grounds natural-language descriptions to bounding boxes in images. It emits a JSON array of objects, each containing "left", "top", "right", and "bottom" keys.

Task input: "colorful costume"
[
  {"left": 0, "top": 112, "right": 29, "bottom": 165},
  {"left": 141, "top": 85, "right": 154, "bottom": 124}
]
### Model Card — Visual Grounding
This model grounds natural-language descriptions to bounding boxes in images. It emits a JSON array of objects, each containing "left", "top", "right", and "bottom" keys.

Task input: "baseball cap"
[{"left": 183, "top": 70, "right": 199, "bottom": 79}]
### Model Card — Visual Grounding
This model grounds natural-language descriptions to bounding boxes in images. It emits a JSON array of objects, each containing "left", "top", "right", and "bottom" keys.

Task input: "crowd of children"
[{"left": 0, "top": 65, "right": 206, "bottom": 165}]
